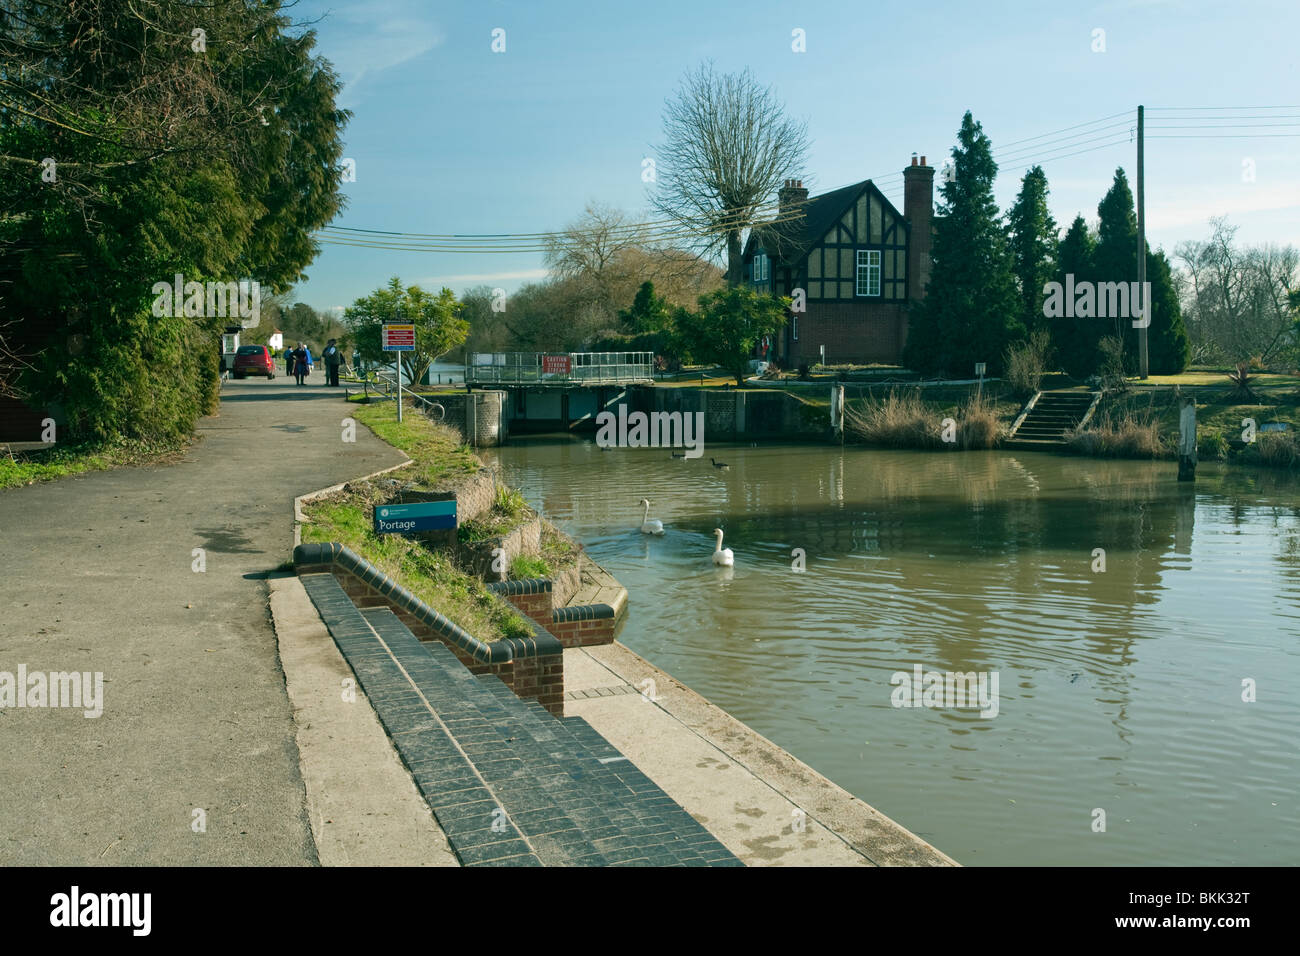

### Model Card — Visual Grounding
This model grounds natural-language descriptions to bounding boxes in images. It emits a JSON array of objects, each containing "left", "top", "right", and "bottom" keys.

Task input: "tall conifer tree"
[
  {"left": 1052, "top": 215, "right": 1098, "bottom": 378},
  {"left": 1093, "top": 169, "right": 1189, "bottom": 374},
  {"left": 1142, "top": 248, "right": 1191, "bottom": 374},
  {"left": 903, "top": 112, "right": 1021, "bottom": 376},
  {"left": 1094, "top": 169, "right": 1140, "bottom": 347},
  {"left": 1007, "top": 166, "right": 1058, "bottom": 336}
]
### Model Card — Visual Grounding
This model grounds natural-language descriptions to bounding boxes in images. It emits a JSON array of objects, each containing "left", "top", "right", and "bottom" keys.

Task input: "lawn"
[{"left": 344, "top": 396, "right": 481, "bottom": 488}]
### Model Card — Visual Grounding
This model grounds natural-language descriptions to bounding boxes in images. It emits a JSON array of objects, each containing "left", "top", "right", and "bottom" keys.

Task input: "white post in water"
[
  {"left": 831, "top": 384, "right": 845, "bottom": 438},
  {"left": 1178, "top": 395, "right": 1197, "bottom": 481}
]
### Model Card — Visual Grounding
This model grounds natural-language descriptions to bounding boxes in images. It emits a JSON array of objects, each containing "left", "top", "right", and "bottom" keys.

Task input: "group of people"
[{"left": 283, "top": 339, "right": 343, "bottom": 386}]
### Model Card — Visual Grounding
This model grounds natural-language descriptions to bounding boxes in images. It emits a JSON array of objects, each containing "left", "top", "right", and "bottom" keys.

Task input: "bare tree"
[
  {"left": 650, "top": 62, "right": 810, "bottom": 285},
  {"left": 1246, "top": 243, "right": 1299, "bottom": 362},
  {"left": 0, "top": 317, "right": 35, "bottom": 400},
  {"left": 544, "top": 202, "right": 647, "bottom": 281},
  {"left": 542, "top": 202, "right": 724, "bottom": 322},
  {"left": 1176, "top": 217, "right": 1299, "bottom": 365}
]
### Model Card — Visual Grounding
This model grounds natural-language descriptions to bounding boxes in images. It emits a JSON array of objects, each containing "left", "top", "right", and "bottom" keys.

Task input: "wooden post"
[
  {"left": 1178, "top": 396, "right": 1197, "bottom": 481},
  {"left": 831, "top": 384, "right": 845, "bottom": 439},
  {"left": 1137, "top": 104, "right": 1149, "bottom": 379}
]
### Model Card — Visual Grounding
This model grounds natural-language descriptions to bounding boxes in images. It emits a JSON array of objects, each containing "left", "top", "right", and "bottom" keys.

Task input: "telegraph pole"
[{"left": 1137, "top": 104, "right": 1148, "bottom": 379}]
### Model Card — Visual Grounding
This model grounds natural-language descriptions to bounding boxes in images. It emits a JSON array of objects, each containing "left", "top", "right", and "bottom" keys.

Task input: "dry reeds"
[
  {"left": 1066, "top": 408, "right": 1168, "bottom": 459},
  {"left": 1255, "top": 431, "right": 1300, "bottom": 470},
  {"left": 846, "top": 389, "right": 1001, "bottom": 450},
  {"left": 846, "top": 389, "right": 940, "bottom": 448}
]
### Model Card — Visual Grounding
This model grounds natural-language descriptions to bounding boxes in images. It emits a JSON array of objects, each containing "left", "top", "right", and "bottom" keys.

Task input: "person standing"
[
  {"left": 292, "top": 342, "right": 313, "bottom": 385},
  {"left": 285, "top": 347, "right": 296, "bottom": 378},
  {"left": 322, "top": 338, "right": 342, "bottom": 387}
]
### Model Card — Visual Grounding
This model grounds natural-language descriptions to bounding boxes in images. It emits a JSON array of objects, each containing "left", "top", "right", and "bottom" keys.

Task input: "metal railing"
[
  {"left": 342, "top": 368, "right": 445, "bottom": 422},
  {"left": 464, "top": 351, "right": 654, "bottom": 386}
]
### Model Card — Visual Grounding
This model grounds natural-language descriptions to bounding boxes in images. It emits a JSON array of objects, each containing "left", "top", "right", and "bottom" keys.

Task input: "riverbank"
[
  {"left": 1074, "top": 385, "right": 1300, "bottom": 468},
  {"left": 298, "top": 398, "right": 589, "bottom": 641}
]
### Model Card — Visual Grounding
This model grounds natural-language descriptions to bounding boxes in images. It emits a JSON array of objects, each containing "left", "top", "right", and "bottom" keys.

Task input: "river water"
[{"left": 481, "top": 438, "right": 1300, "bottom": 866}]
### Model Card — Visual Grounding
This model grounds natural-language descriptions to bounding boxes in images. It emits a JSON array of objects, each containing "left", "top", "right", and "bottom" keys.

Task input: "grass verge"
[
  {"left": 345, "top": 398, "right": 481, "bottom": 488},
  {"left": 0, "top": 435, "right": 190, "bottom": 490}
]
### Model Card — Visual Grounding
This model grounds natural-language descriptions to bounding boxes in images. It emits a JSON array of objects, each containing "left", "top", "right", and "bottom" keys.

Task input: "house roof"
[{"left": 745, "top": 179, "right": 905, "bottom": 265}]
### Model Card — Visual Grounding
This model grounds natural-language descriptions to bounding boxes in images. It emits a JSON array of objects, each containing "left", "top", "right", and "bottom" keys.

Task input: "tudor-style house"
[{"left": 743, "top": 154, "right": 935, "bottom": 366}]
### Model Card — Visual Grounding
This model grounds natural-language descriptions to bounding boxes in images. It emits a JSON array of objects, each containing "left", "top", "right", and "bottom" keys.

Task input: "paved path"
[{"left": 0, "top": 374, "right": 406, "bottom": 864}]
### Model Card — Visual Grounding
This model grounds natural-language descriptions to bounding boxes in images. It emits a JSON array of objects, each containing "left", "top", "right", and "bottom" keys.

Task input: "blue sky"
[{"left": 292, "top": 0, "right": 1300, "bottom": 314}]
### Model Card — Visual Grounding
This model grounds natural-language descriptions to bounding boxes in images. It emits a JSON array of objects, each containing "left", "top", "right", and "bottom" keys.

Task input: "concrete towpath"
[{"left": 0, "top": 374, "right": 407, "bottom": 864}]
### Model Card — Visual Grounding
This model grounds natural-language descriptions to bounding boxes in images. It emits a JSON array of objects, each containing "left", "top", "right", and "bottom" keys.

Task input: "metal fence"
[{"left": 464, "top": 352, "right": 655, "bottom": 386}]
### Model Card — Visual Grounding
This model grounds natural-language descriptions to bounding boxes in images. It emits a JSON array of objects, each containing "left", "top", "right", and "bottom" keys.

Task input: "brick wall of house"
[
  {"left": 788, "top": 301, "right": 910, "bottom": 366},
  {"left": 904, "top": 158, "right": 935, "bottom": 304}
]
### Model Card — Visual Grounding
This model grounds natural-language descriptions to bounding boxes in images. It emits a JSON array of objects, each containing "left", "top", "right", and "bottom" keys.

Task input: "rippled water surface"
[{"left": 482, "top": 438, "right": 1300, "bottom": 865}]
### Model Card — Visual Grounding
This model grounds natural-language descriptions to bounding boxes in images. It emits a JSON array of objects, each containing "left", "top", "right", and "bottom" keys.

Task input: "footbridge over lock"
[{"left": 463, "top": 352, "right": 654, "bottom": 435}]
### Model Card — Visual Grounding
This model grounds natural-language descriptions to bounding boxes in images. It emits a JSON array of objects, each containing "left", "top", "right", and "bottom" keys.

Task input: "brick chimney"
[
  {"left": 902, "top": 155, "right": 935, "bottom": 300},
  {"left": 773, "top": 178, "right": 809, "bottom": 258},
  {"left": 778, "top": 179, "right": 809, "bottom": 219}
]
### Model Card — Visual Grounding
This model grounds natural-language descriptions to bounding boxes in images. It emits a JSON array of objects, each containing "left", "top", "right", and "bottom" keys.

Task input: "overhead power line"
[
  {"left": 1147, "top": 132, "right": 1300, "bottom": 138},
  {"left": 312, "top": 105, "right": 1298, "bottom": 254},
  {"left": 314, "top": 109, "right": 1143, "bottom": 250},
  {"left": 1147, "top": 105, "right": 1299, "bottom": 111}
]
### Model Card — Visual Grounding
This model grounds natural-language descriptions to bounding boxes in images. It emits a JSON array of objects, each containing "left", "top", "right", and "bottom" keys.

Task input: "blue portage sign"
[{"left": 373, "top": 500, "right": 457, "bottom": 534}]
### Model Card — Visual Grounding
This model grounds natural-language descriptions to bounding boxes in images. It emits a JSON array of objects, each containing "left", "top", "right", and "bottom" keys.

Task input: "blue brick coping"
[
  {"left": 487, "top": 578, "right": 552, "bottom": 597},
  {"left": 552, "top": 604, "right": 616, "bottom": 624}
]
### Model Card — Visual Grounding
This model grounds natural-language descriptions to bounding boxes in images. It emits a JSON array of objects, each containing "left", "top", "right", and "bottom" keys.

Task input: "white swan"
[
  {"left": 712, "top": 528, "right": 734, "bottom": 566},
  {"left": 639, "top": 498, "right": 664, "bottom": 535}
]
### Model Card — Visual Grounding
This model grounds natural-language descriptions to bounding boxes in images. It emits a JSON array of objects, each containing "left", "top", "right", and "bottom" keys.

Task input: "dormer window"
[{"left": 753, "top": 252, "right": 769, "bottom": 283}]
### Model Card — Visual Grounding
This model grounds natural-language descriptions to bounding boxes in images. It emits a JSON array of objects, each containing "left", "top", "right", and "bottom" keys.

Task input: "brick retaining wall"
[
  {"left": 489, "top": 578, "right": 617, "bottom": 649},
  {"left": 294, "top": 542, "right": 565, "bottom": 715}
]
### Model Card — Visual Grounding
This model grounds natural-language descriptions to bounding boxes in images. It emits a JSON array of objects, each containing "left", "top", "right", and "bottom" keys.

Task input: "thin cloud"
[
  {"left": 321, "top": 1, "right": 444, "bottom": 104},
  {"left": 1147, "top": 182, "right": 1300, "bottom": 231}
]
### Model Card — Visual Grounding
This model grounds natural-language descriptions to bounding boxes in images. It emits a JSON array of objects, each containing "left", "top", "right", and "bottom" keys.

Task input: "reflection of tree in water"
[{"left": 699, "top": 452, "right": 1188, "bottom": 745}]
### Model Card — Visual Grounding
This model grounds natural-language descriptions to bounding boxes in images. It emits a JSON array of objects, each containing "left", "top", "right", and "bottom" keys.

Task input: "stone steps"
[{"left": 1007, "top": 390, "right": 1098, "bottom": 449}]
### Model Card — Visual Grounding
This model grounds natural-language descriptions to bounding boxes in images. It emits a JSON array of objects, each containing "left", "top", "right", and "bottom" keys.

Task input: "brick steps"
[
  {"left": 477, "top": 678, "right": 742, "bottom": 866},
  {"left": 300, "top": 572, "right": 738, "bottom": 867}
]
